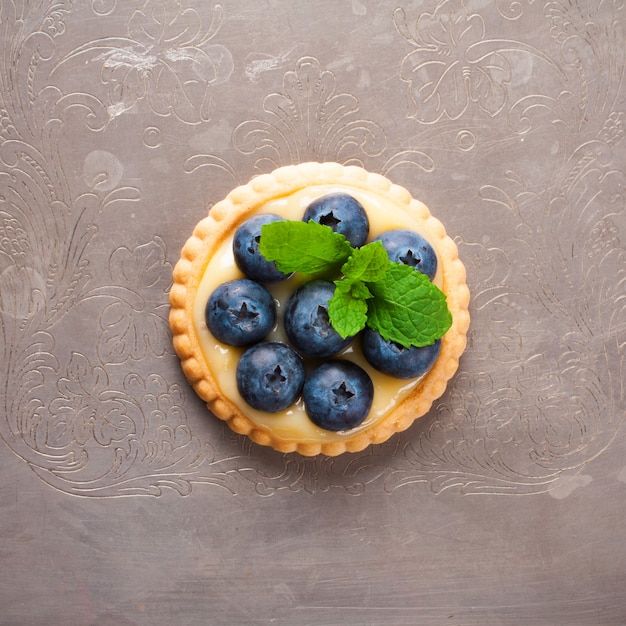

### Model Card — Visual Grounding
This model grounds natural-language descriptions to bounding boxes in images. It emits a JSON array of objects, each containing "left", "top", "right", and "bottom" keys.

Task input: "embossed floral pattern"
[
  {"left": 46, "top": 353, "right": 138, "bottom": 447},
  {"left": 0, "top": 212, "right": 31, "bottom": 265},
  {"left": 187, "top": 55, "right": 436, "bottom": 182},
  {"left": 123, "top": 372, "right": 204, "bottom": 470},
  {"left": 395, "top": 1, "right": 511, "bottom": 122},
  {"left": 55, "top": 0, "right": 233, "bottom": 122},
  {"left": 98, "top": 237, "right": 172, "bottom": 363},
  {"left": 232, "top": 56, "right": 387, "bottom": 168}
]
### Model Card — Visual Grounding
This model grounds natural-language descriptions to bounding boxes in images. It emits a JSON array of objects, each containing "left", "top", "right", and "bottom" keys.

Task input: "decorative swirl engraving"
[
  {"left": 455, "top": 129, "right": 476, "bottom": 151},
  {"left": 91, "top": 0, "right": 117, "bottom": 16},
  {"left": 52, "top": 0, "right": 233, "bottom": 123},
  {"left": 232, "top": 56, "right": 387, "bottom": 169},
  {"left": 189, "top": 55, "right": 433, "bottom": 183},
  {"left": 495, "top": 0, "right": 526, "bottom": 20},
  {"left": 97, "top": 238, "right": 172, "bottom": 364},
  {"left": 143, "top": 126, "right": 162, "bottom": 148},
  {"left": 394, "top": 2, "right": 512, "bottom": 122},
  {"left": 45, "top": 352, "right": 139, "bottom": 448}
]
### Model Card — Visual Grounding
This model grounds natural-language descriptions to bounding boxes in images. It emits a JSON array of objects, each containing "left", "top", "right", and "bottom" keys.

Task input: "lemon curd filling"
[{"left": 192, "top": 184, "right": 444, "bottom": 442}]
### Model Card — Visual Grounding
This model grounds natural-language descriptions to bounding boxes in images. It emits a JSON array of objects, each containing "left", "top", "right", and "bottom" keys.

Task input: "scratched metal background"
[{"left": 1, "top": 1, "right": 625, "bottom": 624}]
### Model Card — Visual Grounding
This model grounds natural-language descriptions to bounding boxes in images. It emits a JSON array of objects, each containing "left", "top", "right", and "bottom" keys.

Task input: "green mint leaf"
[
  {"left": 259, "top": 220, "right": 353, "bottom": 275},
  {"left": 367, "top": 263, "right": 452, "bottom": 348},
  {"left": 328, "top": 279, "right": 371, "bottom": 338},
  {"left": 341, "top": 241, "right": 390, "bottom": 283}
]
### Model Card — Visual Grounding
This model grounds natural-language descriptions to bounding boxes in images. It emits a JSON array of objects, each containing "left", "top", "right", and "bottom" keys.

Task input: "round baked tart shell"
[{"left": 169, "top": 162, "right": 470, "bottom": 457}]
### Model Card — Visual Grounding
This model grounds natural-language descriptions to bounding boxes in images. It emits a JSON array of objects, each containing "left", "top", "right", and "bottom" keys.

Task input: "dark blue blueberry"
[
  {"left": 283, "top": 280, "right": 353, "bottom": 358},
  {"left": 361, "top": 328, "right": 441, "bottom": 379},
  {"left": 303, "top": 193, "right": 369, "bottom": 247},
  {"left": 206, "top": 278, "right": 276, "bottom": 347},
  {"left": 303, "top": 360, "right": 374, "bottom": 431},
  {"left": 233, "top": 213, "right": 291, "bottom": 283},
  {"left": 237, "top": 342, "right": 305, "bottom": 412},
  {"left": 373, "top": 229, "right": 437, "bottom": 281}
]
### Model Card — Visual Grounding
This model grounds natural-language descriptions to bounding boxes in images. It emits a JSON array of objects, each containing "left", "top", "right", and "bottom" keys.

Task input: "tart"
[{"left": 169, "top": 162, "right": 470, "bottom": 456}]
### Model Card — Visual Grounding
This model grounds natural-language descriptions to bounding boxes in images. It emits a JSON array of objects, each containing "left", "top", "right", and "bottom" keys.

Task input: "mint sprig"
[{"left": 259, "top": 221, "right": 452, "bottom": 348}]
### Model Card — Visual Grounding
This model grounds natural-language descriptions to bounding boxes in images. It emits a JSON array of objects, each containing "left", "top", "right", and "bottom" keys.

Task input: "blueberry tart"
[{"left": 169, "top": 162, "right": 470, "bottom": 456}]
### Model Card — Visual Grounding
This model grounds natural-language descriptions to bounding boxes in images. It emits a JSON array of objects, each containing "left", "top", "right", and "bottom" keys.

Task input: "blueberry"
[
  {"left": 206, "top": 278, "right": 276, "bottom": 346},
  {"left": 237, "top": 342, "right": 305, "bottom": 412},
  {"left": 303, "top": 360, "right": 374, "bottom": 431},
  {"left": 361, "top": 328, "right": 441, "bottom": 379},
  {"left": 374, "top": 229, "right": 437, "bottom": 281},
  {"left": 303, "top": 193, "right": 369, "bottom": 247},
  {"left": 284, "top": 280, "right": 353, "bottom": 358},
  {"left": 233, "top": 213, "right": 291, "bottom": 283}
]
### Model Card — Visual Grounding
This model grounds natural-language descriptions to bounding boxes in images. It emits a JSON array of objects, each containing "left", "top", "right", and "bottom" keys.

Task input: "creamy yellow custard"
[{"left": 191, "top": 184, "right": 443, "bottom": 442}]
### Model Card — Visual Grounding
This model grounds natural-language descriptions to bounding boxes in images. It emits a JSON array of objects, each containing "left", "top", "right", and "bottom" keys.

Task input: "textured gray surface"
[{"left": 1, "top": 1, "right": 625, "bottom": 624}]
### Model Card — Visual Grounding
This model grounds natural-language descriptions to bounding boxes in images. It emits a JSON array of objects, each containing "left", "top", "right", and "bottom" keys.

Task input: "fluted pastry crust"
[{"left": 169, "top": 162, "right": 470, "bottom": 456}]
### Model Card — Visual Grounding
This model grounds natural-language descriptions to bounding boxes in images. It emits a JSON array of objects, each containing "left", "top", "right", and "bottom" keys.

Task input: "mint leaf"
[
  {"left": 328, "top": 279, "right": 371, "bottom": 338},
  {"left": 367, "top": 263, "right": 452, "bottom": 348},
  {"left": 259, "top": 220, "right": 352, "bottom": 274},
  {"left": 341, "top": 241, "right": 390, "bottom": 283}
]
